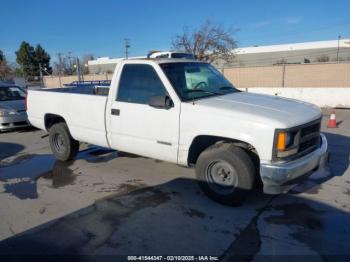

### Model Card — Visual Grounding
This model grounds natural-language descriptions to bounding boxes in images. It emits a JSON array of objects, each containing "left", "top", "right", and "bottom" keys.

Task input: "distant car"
[{"left": 0, "top": 84, "right": 30, "bottom": 132}]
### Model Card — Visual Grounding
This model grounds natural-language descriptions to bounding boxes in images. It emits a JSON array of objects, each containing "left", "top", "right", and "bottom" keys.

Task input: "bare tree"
[
  {"left": 172, "top": 20, "right": 238, "bottom": 63},
  {"left": 81, "top": 54, "right": 95, "bottom": 74},
  {"left": 52, "top": 53, "right": 95, "bottom": 76},
  {"left": 0, "top": 61, "right": 13, "bottom": 80},
  {"left": 0, "top": 51, "right": 13, "bottom": 80},
  {"left": 274, "top": 58, "right": 288, "bottom": 65},
  {"left": 315, "top": 55, "right": 330, "bottom": 63}
]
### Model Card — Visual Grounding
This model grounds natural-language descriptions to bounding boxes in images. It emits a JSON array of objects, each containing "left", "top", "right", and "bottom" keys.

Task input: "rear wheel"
[
  {"left": 195, "top": 143, "right": 256, "bottom": 206},
  {"left": 49, "top": 122, "right": 79, "bottom": 161}
]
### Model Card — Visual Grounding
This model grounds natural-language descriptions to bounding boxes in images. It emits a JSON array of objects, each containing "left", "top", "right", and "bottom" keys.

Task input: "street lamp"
[
  {"left": 337, "top": 35, "right": 341, "bottom": 63},
  {"left": 124, "top": 38, "right": 130, "bottom": 59},
  {"left": 73, "top": 57, "right": 81, "bottom": 81}
]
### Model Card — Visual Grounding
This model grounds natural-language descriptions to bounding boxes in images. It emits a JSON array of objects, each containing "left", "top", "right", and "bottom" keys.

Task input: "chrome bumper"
[
  {"left": 260, "top": 133, "right": 329, "bottom": 194},
  {"left": 0, "top": 114, "right": 30, "bottom": 131}
]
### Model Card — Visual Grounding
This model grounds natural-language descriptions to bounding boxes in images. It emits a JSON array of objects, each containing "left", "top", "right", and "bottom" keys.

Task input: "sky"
[{"left": 1, "top": 0, "right": 350, "bottom": 62}]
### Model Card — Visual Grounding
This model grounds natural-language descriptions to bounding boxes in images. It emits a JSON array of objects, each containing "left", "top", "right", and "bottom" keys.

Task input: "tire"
[
  {"left": 49, "top": 122, "right": 79, "bottom": 161},
  {"left": 195, "top": 143, "right": 256, "bottom": 206}
]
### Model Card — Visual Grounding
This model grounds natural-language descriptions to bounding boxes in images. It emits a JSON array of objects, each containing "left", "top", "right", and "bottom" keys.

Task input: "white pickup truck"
[{"left": 27, "top": 59, "right": 328, "bottom": 205}]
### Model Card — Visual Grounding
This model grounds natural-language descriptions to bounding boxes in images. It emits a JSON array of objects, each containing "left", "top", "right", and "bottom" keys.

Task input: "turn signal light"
[{"left": 277, "top": 132, "right": 286, "bottom": 151}]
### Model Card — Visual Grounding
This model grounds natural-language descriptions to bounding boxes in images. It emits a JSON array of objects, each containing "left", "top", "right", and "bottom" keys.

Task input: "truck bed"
[{"left": 27, "top": 88, "right": 109, "bottom": 147}]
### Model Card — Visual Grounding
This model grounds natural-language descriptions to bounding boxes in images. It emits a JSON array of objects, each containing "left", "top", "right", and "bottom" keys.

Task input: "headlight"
[
  {"left": 275, "top": 130, "right": 299, "bottom": 158},
  {"left": 0, "top": 109, "right": 15, "bottom": 117}
]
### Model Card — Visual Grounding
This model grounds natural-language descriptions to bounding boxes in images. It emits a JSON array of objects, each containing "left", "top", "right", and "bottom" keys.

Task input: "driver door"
[{"left": 107, "top": 63, "right": 180, "bottom": 163}]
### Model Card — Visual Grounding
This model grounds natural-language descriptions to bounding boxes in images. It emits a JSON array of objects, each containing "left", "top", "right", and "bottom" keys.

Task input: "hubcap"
[
  {"left": 206, "top": 160, "right": 238, "bottom": 194},
  {"left": 53, "top": 133, "right": 66, "bottom": 153}
]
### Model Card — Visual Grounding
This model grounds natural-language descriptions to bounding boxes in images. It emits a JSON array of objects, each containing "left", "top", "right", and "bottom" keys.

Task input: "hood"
[
  {"left": 0, "top": 100, "right": 26, "bottom": 112},
  {"left": 194, "top": 92, "right": 321, "bottom": 128}
]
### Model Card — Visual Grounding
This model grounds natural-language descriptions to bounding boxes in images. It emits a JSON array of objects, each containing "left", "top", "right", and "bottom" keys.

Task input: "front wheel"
[
  {"left": 195, "top": 143, "right": 256, "bottom": 206},
  {"left": 49, "top": 122, "right": 79, "bottom": 161}
]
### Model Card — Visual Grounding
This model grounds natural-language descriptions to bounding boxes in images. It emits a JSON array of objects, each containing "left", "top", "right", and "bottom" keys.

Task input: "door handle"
[{"left": 111, "top": 109, "right": 120, "bottom": 116}]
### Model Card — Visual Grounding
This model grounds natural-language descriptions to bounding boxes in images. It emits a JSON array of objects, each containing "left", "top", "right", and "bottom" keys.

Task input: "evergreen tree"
[
  {"left": 34, "top": 44, "right": 52, "bottom": 75},
  {"left": 15, "top": 41, "right": 36, "bottom": 78},
  {"left": 0, "top": 50, "right": 4, "bottom": 62}
]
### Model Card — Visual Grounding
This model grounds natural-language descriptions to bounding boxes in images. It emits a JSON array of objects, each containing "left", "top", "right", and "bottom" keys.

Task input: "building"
[
  {"left": 87, "top": 39, "right": 350, "bottom": 73},
  {"left": 87, "top": 57, "right": 123, "bottom": 74},
  {"left": 221, "top": 38, "right": 350, "bottom": 67}
]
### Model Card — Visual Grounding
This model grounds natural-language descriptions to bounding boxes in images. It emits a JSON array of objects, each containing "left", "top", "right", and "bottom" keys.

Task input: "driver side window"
[{"left": 117, "top": 64, "right": 168, "bottom": 104}]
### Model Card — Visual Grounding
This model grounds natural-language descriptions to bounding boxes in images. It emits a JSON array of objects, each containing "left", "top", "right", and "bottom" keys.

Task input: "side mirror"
[{"left": 149, "top": 95, "right": 173, "bottom": 109}]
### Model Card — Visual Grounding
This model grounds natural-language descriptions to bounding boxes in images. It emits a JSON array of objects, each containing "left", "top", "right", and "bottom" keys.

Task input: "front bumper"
[
  {"left": 0, "top": 114, "right": 30, "bottom": 131},
  {"left": 260, "top": 133, "right": 329, "bottom": 194}
]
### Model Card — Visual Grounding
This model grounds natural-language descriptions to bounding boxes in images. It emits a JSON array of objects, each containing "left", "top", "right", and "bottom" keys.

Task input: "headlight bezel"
[
  {"left": 272, "top": 118, "right": 322, "bottom": 162},
  {"left": 273, "top": 127, "right": 301, "bottom": 161}
]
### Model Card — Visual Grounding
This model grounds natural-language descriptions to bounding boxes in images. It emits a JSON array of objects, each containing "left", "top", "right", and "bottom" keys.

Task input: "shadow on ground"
[
  {"left": 0, "top": 142, "right": 24, "bottom": 161},
  {"left": 0, "top": 132, "right": 349, "bottom": 260},
  {"left": 0, "top": 147, "right": 130, "bottom": 199},
  {"left": 0, "top": 176, "right": 349, "bottom": 260}
]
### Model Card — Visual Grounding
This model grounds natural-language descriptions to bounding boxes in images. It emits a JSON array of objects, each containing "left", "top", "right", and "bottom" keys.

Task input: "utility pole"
[
  {"left": 337, "top": 35, "right": 341, "bottom": 63},
  {"left": 57, "top": 53, "right": 63, "bottom": 87},
  {"left": 75, "top": 57, "right": 81, "bottom": 81},
  {"left": 39, "top": 63, "right": 43, "bottom": 87},
  {"left": 124, "top": 38, "right": 130, "bottom": 59}
]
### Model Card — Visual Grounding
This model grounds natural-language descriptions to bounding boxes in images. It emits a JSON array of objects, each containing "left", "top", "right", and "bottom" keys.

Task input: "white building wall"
[{"left": 239, "top": 87, "right": 350, "bottom": 108}]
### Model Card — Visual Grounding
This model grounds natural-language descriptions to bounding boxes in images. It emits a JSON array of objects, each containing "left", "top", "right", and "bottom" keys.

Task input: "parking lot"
[{"left": 0, "top": 109, "right": 349, "bottom": 260}]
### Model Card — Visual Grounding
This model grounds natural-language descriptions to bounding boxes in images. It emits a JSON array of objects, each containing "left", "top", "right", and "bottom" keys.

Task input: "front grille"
[{"left": 298, "top": 120, "right": 321, "bottom": 158}]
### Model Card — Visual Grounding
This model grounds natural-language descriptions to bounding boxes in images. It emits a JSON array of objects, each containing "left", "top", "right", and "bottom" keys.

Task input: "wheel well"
[
  {"left": 187, "top": 135, "right": 259, "bottom": 166},
  {"left": 44, "top": 114, "right": 66, "bottom": 130}
]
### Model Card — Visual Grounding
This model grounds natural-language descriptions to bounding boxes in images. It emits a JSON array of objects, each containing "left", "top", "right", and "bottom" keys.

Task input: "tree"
[
  {"left": 15, "top": 42, "right": 52, "bottom": 79},
  {"left": 34, "top": 44, "right": 52, "bottom": 75},
  {"left": 81, "top": 54, "right": 94, "bottom": 74},
  {"left": 15, "top": 41, "right": 36, "bottom": 78},
  {"left": 172, "top": 20, "right": 238, "bottom": 63},
  {"left": 0, "top": 50, "right": 4, "bottom": 62},
  {"left": 315, "top": 55, "right": 330, "bottom": 63},
  {"left": 52, "top": 53, "right": 95, "bottom": 76},
  {"left": 52, "top": 53, "right": 75, "bottom": 76},
  {"left": 0, "top": 50, "right": 13, "bottom": 80},
  {"left": 275, "top": 58, "right": 288, "bottom": 65}
]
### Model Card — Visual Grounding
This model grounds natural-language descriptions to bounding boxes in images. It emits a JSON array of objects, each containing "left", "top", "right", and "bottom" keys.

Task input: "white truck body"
[{"left": 27, "top": 59, "right": 328, "bottom": 197}]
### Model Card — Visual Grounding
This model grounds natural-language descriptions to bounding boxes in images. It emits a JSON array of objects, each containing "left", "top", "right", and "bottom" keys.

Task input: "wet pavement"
[{"left": 0, "top": 109, "right": 349, "bottom": 260}]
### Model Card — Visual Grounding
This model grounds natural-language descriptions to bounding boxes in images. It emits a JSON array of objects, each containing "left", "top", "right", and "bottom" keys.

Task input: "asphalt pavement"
[{"left": 0, "top": 109, "right": 349, "bottom": 261}]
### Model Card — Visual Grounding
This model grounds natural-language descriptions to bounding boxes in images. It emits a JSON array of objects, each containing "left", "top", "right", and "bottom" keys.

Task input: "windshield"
[
  {"left": 160, "top": 62, "right": 238, "bottom": 101},
  {"left": 0, "top": 86, "right": 26, "bottom": 101}
]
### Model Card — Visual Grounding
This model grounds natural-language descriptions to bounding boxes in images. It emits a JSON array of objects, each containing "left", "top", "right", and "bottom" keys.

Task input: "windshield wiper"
[
  {"left": 219, "top": 86, "right": 234, "bottom": 91},
  {"left": 184, "top": 89, "right": 222, "bottom": 96}
]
